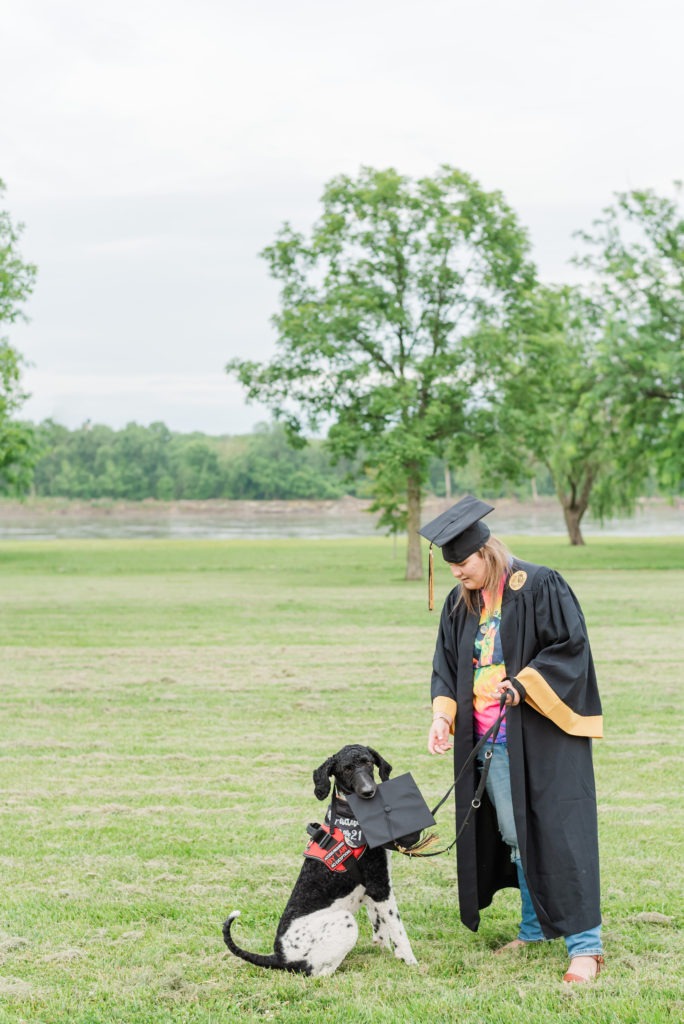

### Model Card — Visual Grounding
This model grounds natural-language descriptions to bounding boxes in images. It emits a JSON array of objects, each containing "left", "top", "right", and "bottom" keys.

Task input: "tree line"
[
  {"left": 24, "top": 420, "right": 359, "bottom": 502},
  {"left": 7, "top": 418, "right": 561, "bottom": 504}
]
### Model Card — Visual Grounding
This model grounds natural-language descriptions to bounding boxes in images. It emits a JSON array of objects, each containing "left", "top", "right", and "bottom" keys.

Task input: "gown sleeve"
[
  {"left": 515, "top": 570, "right": 603, "bottom": 737},
  {"left": 430, "top": 595, "right": 458, "bottom": 730}
]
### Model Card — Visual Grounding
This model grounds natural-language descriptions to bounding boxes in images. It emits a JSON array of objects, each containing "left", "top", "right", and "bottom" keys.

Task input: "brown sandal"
[{"left": 562, "top": 954, "right": 604, "bottom": 983}]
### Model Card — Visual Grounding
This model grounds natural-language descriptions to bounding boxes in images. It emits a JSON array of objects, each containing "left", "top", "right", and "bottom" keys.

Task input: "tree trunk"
[
  {"left": 444, "top": 464, "right": 452, "bottom": 499},
  {"left": 554, "top": 468, "right": 595, "bottom": 546},
  {"left": 562, "top": 504, "right": 586, "bottom": 545},
  {"left": 405, "top": 474, "right": 423, "bottom": 580}
]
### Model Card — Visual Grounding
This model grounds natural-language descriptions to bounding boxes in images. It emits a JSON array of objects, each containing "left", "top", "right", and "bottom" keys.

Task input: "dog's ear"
[
  {"left": 313, "top": 757, "right": 336, "bottom": 800},
  {"left": 368, "top": 747, "right": 392, "bottom": 782}
]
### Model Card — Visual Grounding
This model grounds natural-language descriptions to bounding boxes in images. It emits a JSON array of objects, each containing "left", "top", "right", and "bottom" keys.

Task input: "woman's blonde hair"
[{"left": 455, "top": 535, "right": 513, "bottom": 616}]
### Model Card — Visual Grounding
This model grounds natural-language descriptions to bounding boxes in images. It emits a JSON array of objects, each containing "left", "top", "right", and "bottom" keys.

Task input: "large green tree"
[
  {"left": 574, "top": 185, "right": 683, "bottom": 493},
  {"left": 0, "top": 179, "right": 37, "bottom": 492},
  {"left": 480, "top": 186, "right": 683, "bottom": 545},
  {"left": 478, "top": 286, "right": 650, "bottom": 544},
  {"left": 227, "top": 166, "right": 535, "bottom": 578}
]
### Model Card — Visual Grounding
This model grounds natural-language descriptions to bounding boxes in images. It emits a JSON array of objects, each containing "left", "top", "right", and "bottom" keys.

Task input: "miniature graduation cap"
[
  {"left": 346, "top": 773, "right": 436, "bottom": 850},
  {"left": 419, "top": 495, "right": 494, "bottom": 610}
]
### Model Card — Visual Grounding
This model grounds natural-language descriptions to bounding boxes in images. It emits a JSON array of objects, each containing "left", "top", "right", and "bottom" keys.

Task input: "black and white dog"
[{"left": 223, "top": 744, "right": 419, "bottom": 977}]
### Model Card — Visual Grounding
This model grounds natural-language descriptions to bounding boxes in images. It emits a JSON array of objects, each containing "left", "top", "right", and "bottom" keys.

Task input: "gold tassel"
[
  {"left": 396, "top": 831, "right": 441, "bottom": 857},
  {"left": 428, "top": 544, "right": 434, "bottom": 612}
]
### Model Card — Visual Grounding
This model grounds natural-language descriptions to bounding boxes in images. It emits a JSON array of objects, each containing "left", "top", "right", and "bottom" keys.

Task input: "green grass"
[{"left": 0, "top": 536, "right": 682, "bottom": 1023}]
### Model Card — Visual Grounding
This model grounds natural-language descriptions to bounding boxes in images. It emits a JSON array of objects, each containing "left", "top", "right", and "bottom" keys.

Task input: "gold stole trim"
[{"left": 516, "top": 666, "right": 603, "bottom": 738}]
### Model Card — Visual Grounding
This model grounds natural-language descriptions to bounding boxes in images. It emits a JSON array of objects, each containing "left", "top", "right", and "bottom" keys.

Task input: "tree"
[
  {"left": 480, "top": 186, "right": 683, "bottom": 545},
  {"left": 0, "top": 179, "right": 37, "bottom": 492},
  {"left": 479, "top": 286, "right": 650, "bottom": 545},
  {"left": 227, "top": 166, "right": 535, "bottom": 578},
  {"left": 0, "top": 343, "right": 35, "bottom": 492},
  {"left": 169, "top": 435, "right": 223, "bottom": 499},
  {"left": 223, "top": 423, "right": 347, "bottom": 500},
  {"left": 574, "top": 185, "right": 683, "bottom": 493}
]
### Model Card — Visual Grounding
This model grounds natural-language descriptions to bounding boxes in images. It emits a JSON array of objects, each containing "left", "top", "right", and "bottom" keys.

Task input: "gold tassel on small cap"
[
  {"left": 418, "top": 496, "right": 494, "bottom": 613},
  {"left": 428, "top": 544, "right": 434, "bottom": 612},
  {"left": 395, "top": 831, "right": 441, "bottom": 856}
]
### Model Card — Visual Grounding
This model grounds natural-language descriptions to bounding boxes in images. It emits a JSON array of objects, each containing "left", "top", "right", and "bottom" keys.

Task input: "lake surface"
[{"left": 0, "top": 497, "right": 681, "bottom": 540}]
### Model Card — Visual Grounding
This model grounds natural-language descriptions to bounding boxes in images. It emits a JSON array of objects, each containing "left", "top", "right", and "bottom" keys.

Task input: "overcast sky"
[{"left": 2, "top": 0, "right": 682, "bottom": 435}]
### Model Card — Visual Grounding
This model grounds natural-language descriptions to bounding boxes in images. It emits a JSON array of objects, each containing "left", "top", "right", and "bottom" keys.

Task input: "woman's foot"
[
  {"left": 562, "top": 954, "right": 604, "bottom": 983},
  {"left": 494, "top": 938, "right": 529, "bottom": 954}
]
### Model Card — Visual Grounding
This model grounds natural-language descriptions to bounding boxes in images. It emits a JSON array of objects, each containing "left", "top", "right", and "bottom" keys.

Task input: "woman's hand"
[
  {"left": 494, "top": 681, "right": 521, "bottom": 706},
  {"left": 428, "top": 717, "right": 453, "bottom": 755}
]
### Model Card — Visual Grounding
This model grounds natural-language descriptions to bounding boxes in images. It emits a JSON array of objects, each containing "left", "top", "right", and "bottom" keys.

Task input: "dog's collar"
[{"left": 326, "top": 795, "right": 365, "bottom": 849}]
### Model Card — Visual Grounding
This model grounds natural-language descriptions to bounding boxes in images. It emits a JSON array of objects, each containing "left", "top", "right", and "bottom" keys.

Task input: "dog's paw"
[{"left": 398, "top": 951, "right": 418, "bottom": 966}]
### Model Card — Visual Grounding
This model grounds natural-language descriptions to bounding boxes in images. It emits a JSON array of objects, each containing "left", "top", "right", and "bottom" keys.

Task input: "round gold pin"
[{"left": 509, "top": 570, "right": 528, "bottom": 591}]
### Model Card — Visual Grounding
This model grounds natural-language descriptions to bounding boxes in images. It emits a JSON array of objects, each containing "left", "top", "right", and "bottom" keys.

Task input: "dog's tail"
[{"left": 223, "top": 911, "right": 302, "bottom": 973}]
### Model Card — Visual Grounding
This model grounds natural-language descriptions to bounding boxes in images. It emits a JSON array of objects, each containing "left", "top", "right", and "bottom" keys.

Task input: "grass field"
[{"left": 0, "top": 536, "right": 682, "bottom": 1024}]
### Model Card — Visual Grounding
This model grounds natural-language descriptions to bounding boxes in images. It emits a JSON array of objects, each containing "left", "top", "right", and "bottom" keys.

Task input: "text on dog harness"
[{"left": 304, "top": 824, "right": 366, "bottom": 873}]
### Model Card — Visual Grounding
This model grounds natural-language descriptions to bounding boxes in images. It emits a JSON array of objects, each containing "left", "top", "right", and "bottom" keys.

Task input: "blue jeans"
[{"left": 476, "top": 742, "right": 603, "bottom": 957}]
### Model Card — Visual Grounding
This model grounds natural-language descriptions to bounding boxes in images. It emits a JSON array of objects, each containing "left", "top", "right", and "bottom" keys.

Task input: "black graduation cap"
[
  {"left": 418, "top": 495, "right": 494, "bottom": 610},
  {"left": 346, "top": 773, "right": 436, "bottom": 849}
]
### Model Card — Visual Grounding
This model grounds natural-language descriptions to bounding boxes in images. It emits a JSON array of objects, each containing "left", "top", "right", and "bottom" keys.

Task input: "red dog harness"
[{"left": 304, "top": 824, "right": 366, "bottom": 874}]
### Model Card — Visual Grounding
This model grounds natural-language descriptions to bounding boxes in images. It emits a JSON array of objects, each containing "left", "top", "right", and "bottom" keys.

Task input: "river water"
[{"left": 0, "top": 496, "right": 681, "bottom": 540}]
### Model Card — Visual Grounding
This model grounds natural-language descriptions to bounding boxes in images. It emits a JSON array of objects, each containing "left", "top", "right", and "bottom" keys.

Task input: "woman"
[{"left": 420, "top": 495, "right": 604, "bottom": 984}]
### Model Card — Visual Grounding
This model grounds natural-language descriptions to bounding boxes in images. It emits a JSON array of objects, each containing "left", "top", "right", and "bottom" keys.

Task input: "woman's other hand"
[{"left": 428, "top": 717, "right": 453, "bottom": 755}]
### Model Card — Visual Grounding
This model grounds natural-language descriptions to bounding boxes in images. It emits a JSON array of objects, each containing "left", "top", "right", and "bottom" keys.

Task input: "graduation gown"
[{"left": 431, "top": 559, "right": 603, "bottom": 938}]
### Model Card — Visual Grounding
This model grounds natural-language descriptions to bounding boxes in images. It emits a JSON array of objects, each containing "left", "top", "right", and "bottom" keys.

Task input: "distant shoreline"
[
  {"left": 0, "top": 495, "right": 681, "bottom": 540},
  {"left": 0, "top": 494, "right": 378, "bottom": 519},
  {"left": 0, "top": 493, "right": 679, "bottom": 515}
]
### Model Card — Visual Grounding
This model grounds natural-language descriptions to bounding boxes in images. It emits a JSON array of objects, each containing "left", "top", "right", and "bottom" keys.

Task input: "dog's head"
[{"left": 312, "top": 744, "right": 392, "bottom": 801}]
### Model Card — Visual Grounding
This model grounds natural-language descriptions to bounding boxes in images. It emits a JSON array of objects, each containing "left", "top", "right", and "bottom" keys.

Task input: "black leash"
[{"left": 400, "top": 693, "right": 509, "bottom": 859}]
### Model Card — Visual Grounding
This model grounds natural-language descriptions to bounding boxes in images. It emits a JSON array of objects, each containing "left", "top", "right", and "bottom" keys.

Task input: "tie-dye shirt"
[{"left": 473, "top": 576, "right": 507, "bottom": 742}]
